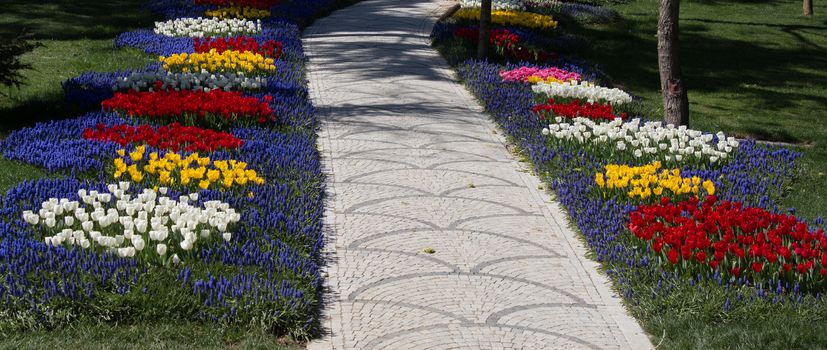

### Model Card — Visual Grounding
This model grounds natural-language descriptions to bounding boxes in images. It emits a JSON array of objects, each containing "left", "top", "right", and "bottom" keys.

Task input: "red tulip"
[
  {"left": 83, "top": 122, "right": 243, "bottom": 151},
  {"left": 667, "top": 248, "right": 679, "bottom": 264},
  {"left": 751, "top": 262, "right": 763, "bottom": 273}
]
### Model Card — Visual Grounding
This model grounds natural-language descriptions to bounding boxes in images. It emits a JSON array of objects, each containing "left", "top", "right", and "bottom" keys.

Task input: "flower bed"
[
  {"left": 205, "top": 6, "right": 271, "bottom": 19},
  {"left": 460, "top": 0, "right": 526, "bottom": 11},
  {"left": 111, "top": 146, "right": 265, "bottom": 189},
  {"left": 24, "top": 182, "right": 240, "bottom": 264},
  {"left": 0, "top": 0, "right": 335, "bottom": 338},
  {"left": 533, "top": 98, "right": 626, "bottom": 121},
  {"left": 532, "top": 80, "right": 633, "bottom": 105},
  {"left": 154, "top": 17, "right": 262, "bottom": 37},
  {"left": 595, "top": 161, "right": 715, "bottom": 202},
  {"left": 453, "top": 58, "right": 813, "bottom": 318},
  {"left": 500, "top": 65, "right": 581, "bottom": 83},
  {"left": 629, "top": 196, "right": 827, "bottom": 291},
  {"left": 194, "top": 0, "right": 281, "bottom": 9},
  {"left": 194, "top": 36, "right": 283, "bottom": 58},
  {"left": 160, "top": 50, "right": 277, "bottom": 75},
  {"left": 83, "top": 122, "right": 244, "bottom": 152},
  {"left": 101, "top": 89, "right": 275, "bottom": 129},
  {"left": 115, "top": 70, "right": 271, "bottom": 92},
  {"left": 452, "top": 8, "right": 559, "bottom": 31},
  {"left": 541, "top": 117, "right": 739, "bottom": 166},
  {"left": 452, "top": 26, "right": 553, "bottom": 62}
]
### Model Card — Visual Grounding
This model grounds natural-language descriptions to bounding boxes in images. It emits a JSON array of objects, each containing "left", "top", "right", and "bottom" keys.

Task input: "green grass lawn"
[
  {"left": 0, "top": 0, "right": 158, "bottom": 194},
  {"left": 0, "top": 321, "right": 302, "bottom": 350},
  {"left": 568, "top": 0, "right": 827, "bottom": 219}
]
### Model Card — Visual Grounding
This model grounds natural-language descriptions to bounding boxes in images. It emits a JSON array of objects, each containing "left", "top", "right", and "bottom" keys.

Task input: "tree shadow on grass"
[
  {"left": 0, "top": 0, "right": 160, "bottom": 40},
  {"left": 0, "top": 91, "right": 78, "bottom": 136},
  {"left": 565, "top": 11, "right": 827, "bottom": 143}
]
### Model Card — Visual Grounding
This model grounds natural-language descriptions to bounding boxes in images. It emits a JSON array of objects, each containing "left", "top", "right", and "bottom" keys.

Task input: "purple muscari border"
[
  {"left": 455, "top": 59, "right": 824, "bottom": 303},
  {"left": 0, "top": 0, "right": 339, "bottom": 336}
]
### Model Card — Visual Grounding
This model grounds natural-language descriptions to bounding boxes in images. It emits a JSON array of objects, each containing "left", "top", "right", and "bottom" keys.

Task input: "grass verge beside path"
[
  {"left": 0, "top": 0, "right": 157, "bottom": 194},
  {"left": 0, "top": 321, "right": 302, "bottom": 350},
  {"left": 569, "top": 0, "right": 827, "bottom": 219}
]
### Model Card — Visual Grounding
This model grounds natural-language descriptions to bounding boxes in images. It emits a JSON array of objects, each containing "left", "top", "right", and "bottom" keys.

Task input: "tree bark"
[
  {"left": 478, "top": 0, "right": 491, "bottom": 59},
  {"left": 657, "top": 0, "right": 690, "bottom": 126},
  {"left": 803, "top": 0, "right": 813, "bottom": 16}
]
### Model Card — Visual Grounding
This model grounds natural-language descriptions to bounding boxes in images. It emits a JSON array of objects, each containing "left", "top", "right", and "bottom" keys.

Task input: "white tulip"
[
  {"left": 157, "top": 243, "right": 167, "bottom": 256},
  {"left": 135, "top": 219, "right": 147, "bottom": 233},
  {"left": 132, "top": 236, "right": 145, "bottom": 251}
]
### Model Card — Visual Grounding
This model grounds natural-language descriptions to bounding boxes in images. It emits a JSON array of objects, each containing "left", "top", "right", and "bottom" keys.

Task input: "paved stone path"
[{"left": 305, "top": 0, "right": 652, "bottom": 348}]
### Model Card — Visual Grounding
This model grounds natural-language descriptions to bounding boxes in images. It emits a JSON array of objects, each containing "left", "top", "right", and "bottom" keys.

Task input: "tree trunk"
[
  {"left": 803, "top": 0, "right": 813, "bottom": 16},
  {"left": 657, "top": 0, "right": 689, "bottom": 126},
  {"left": 478, "top": 0, "right": 491, "bottom": 59}
]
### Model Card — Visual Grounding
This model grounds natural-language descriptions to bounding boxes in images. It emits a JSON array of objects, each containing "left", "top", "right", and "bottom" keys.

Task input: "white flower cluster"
[
  {"left": 153, "top": 17, "right": 262, "bottom": 38},
  {"left": 541, "top": 117, "right": 740, "bottom": 163},
  {"left": 459, "top": 0, "right": 526, "bottom": 11},
  {"left": 531, "top": 80, "right": 633, "bottom": 105},
  {"left": 114, "top": 70, "right": 268, "bottom": 92},
  {"left": 22, "top": 182, "right": 241, "bottom": 263}
]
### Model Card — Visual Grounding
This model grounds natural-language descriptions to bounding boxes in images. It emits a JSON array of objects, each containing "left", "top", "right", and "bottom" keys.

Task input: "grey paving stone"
[{"left": 304, "top": 0, "right": 653, "bottom": 348}]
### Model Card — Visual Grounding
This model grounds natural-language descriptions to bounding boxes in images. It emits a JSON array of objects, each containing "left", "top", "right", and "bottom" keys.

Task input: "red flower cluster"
[
  {"left": 83, "top": 123, "right": 243, "bottom": 152},
  {"left": 452, "top": 27, "right": 553, "bottom": 62},
  {"left": 102, "top": 85, "right": 275, "bottom": 130},
  {"left": 454, "top": 27, "right": 521, "bottom": 52},
  {"left": 193, "top": 0, "right": 280, "bottom": 8},
  {"left": 194, "top": 36, "right": 283, "bottom": 59},
  {"left": 629, "top": 196, "right": 827, "bottom": 290},
  {"left": 532, "top": 98, "right": 627, "bottom": 121}
]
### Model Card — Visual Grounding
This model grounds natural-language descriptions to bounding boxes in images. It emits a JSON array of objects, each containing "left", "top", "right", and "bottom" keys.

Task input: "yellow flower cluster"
[
  {"left": 160, "top": 50, "right": 276, "bottom": 75},
  {"left": 453, "top": 9, "right": 558, "bottom": 31},
  {"left": 205, "top": 6, "right": 270, "bottom": 19},
  {"left": 526, "top": 76, "right": 575, "bottom": 84},
  {"left": 594, "top": 161, "right": 715, "bottom": 200},
  {"left": 113, "top": 146, "right": 265, "bottom": 190}
]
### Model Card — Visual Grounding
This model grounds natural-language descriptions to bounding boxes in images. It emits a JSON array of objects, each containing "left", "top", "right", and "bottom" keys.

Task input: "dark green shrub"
[{"left": 0, "top": 33, "right": 41, "bottom": 96}]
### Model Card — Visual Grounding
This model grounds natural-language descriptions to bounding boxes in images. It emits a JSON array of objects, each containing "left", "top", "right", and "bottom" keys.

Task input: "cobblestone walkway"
[{"left": 305, "top": 0, "right": 652, "bottom": 348}]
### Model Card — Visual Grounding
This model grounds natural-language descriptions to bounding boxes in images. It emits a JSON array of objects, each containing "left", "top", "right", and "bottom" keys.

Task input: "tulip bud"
[
  {"left": 156, "top": 243, "right": 167, "bottom": 256},
  {"left": 132, "top": 236, "right": 145, "bottom": 251}
]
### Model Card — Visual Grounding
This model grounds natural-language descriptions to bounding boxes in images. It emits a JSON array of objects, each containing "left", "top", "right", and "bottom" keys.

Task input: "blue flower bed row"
[
  {"left": 454, "top": 59, "right": 826, "bottom": 304},
  {"left": 0, "top": 0, "right": 340, "bottom": 338}
]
